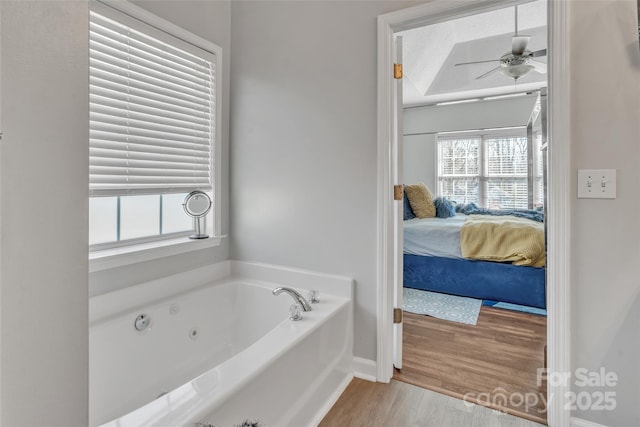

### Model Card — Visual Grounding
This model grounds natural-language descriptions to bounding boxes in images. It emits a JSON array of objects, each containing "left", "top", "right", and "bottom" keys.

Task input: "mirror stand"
[{"left": 183, "top": 191, "right": 212, "bottom": 239}]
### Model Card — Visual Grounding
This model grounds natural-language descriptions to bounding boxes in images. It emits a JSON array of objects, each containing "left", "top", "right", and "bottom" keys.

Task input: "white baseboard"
[
  {"left": 570, "top": 417, "right": 609, "bottom": 427},
  {"left": 353, "top": 357, "right": 377, "bottom": 382}
]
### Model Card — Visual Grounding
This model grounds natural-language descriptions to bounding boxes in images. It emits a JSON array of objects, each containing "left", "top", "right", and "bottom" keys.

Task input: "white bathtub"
[{"left": 89, "top": 261, "right": 353, "bottom": 427}]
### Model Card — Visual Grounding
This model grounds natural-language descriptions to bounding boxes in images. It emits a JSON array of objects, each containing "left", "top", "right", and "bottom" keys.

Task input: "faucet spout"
[{"left": 272, "top": 287, "right": 312, "bottom": 312}]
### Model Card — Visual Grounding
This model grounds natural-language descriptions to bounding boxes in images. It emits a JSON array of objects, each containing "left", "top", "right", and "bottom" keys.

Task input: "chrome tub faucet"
[{"left": 272, "top": 287, "right": 312, "bottom": 312}]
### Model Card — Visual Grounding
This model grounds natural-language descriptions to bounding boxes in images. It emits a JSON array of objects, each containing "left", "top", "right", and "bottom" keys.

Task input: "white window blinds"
[
  {"left": 437, "top": 130, "right": 540, "bottom": 209},
  {"left": 438, "top": 138, "right": 481, "bottom": 205},
  {"left": 89, "top": 6, "right": 215, "bottom": 197}
]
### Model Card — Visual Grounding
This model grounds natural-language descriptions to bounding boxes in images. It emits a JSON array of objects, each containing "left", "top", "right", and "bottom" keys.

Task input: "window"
[
  {"left": 89, "top": 2, "right": 220, "bottom": 250},
  {"left": 437, "top": 129, "right": 543, "bottom": 209}
]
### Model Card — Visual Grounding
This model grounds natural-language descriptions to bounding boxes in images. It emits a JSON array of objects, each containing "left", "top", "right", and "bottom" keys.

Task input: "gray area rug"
[{"left": 403, "top": 288, "right": 482, "bottom": 325}]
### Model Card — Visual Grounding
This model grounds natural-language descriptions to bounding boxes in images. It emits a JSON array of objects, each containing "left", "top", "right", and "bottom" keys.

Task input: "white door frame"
[
  {"left": 376, "top": 1, "right": 571, "bottom": 427},
  {"left": 392, "top": 34, "right": 404, "bottom": 370}
]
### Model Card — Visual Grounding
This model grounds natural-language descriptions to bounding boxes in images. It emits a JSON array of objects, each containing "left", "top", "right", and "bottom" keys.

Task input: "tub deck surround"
[
  {"left": 90, "top": 261, "right": 353, "bottom": 427},
  {"left": 229, "top": 261, "right": 354, "bottom": 300}
]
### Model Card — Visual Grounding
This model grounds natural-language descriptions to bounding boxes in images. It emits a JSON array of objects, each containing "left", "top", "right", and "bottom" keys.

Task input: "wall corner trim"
[{"left": 353, "top": 357, "right": 377, "bottom": 382}]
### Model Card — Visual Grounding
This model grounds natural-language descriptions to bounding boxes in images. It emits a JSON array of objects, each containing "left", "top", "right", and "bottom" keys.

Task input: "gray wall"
[
  {"left": 403, "top": 134, "right": 437, "bottom": 191},
  {"left": 1, "top": 2, "right": 89, "bottom": 425},
  {"left": 230, "top": 0, "right": 419, "bottom": 360},
  {"left": 403, "top": 93, "right": 538, "bottom": 134},
  {"left": 570, "top": 0, "right": 640, "bottom": 425}
]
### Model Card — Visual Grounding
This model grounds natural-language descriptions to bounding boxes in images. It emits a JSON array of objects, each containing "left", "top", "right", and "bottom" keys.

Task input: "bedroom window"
[
  {"left": 437, "top": 137, "right": 481, "bottom": 205},
  {"left": 89, "top": 1, "right": 220, "bottom": 250},
  {"left": 437, "top": 130, "right": 543, "bottom": 209}
]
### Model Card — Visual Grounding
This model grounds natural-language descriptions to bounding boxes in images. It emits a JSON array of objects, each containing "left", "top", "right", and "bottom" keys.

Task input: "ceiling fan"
[{"left": 455, "top": 5, "right": 547, "bottom": 81}]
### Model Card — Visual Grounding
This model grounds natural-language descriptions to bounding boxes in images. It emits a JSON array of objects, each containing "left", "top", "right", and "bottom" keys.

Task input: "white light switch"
[{"left": 577, "top": 169, "right": 616, "bottom": 199}]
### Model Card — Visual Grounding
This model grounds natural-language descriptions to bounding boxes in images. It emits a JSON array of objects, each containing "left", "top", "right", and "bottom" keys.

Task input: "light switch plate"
[{"left": 577, "top": 169, "right": 616, "bottom": 199}]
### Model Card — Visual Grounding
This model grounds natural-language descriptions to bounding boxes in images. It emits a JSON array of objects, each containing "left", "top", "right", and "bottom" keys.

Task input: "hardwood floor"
[
  {"left": 319, "top": 378, "right": 546, "bottom": 427},
  {"left": 394, "top": 307, "right": 547, "bottom": 424}
]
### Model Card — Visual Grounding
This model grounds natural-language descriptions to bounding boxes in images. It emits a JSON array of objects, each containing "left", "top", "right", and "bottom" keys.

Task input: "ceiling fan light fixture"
[{"left": 500, "top": 62, "right": 534, "bottom": 80}]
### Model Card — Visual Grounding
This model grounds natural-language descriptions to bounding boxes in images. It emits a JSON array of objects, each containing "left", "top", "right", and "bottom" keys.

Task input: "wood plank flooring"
[
  {"left": 394, "top": 307, "right": 547, "bottom": 424},
  {"left": 319, "top": 378, "right": 546, "bottom": 427}
]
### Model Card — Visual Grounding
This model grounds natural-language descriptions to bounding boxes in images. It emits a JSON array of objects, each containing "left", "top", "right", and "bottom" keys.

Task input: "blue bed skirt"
[{"left": 403, "top": 254, "right": 546, "bottom": 309}]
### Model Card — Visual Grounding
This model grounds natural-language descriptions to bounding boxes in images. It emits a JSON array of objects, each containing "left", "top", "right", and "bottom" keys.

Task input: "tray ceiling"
[{"left": 399, "top": 0, "right": 547, "bottom": 106}]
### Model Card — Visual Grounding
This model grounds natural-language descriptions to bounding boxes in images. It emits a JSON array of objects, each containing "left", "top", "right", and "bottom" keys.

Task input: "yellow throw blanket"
[{"left": 460, "top": 215, "right": 546, "bottom": 267}]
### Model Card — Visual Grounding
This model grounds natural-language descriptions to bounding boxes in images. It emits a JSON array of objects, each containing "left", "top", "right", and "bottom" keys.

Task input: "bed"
[{"left": 403, "top": 214, "right": 547, "bottom": 309}]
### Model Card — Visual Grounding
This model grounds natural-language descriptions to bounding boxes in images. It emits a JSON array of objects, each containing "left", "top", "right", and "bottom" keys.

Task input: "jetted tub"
[{"left": 89, "top": 261, "right": 353, "bottom": 427}]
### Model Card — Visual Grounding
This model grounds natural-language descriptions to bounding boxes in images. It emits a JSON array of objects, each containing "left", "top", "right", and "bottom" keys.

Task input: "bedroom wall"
[
  {"left": 230, "top": 0, "right": 419, "bottom": 362},
  {"left": 401, "top": 95, "right": 539, "bottom": 196},
  {"left": 569, "top": 0, "right": 640, "bottom": 425},
  {"left": 403, "top": 134, "right": 437, "bottom": 191},
  {"left": 89, "top": 0, "right": 231, "bottom": 297},
  {"left": 403, "top": 93, "right": 538, "bottom": 134}
]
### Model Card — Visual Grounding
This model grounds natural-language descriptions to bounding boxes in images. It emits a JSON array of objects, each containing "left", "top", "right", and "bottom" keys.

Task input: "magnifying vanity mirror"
[{"left": 183, "top": 190, "right": 212, "bottom": 239}]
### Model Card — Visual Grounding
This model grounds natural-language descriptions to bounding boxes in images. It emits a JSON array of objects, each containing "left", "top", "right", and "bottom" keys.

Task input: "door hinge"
[
  {"left": 393, "top": 63, "right": 403, "bottom": 79},
  {"left": 393, "top": 308, "right": 403, "bottom": 324},
  {"left": 393, "top": 184, "right": 403, "bottom": 201}
]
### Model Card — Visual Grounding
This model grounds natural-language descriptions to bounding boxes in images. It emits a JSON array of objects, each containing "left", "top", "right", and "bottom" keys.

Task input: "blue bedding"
[
  {"left": 455, "top": 202, "right": 544, "bottom": 222},
  {"left": 403, "top": 254, "right": 546, "bottom": 309}
]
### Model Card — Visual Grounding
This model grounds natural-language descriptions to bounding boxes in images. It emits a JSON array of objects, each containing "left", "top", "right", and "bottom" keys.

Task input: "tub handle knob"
[
  {"left": 289, "top": 304, "right": 303, "bottom": 321},
  {"left": 308, "top": 289, "right": 320, "bottom": 304}
]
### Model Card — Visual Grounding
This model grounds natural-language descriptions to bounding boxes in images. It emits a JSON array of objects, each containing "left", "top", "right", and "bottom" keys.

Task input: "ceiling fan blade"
[
  {"left": 529, "top": 48, "right": 547, "bottom": 58},
  {"left": 455, "top": 59, "right": 502, "bottom": 66},
  {"left": 512, "top": 35, "right": 531, "bottom": 56},
  {"left": 529, "top": 59, "right": 547, "bottom": 74},
  {"left": 475, "top": 65, "right": 502, "bottom": 80}
]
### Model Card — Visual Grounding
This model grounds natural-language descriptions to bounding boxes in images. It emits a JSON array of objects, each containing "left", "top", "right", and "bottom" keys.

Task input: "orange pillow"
[{"left": 404, "top": 183, "right": 436, "bottom": 218}]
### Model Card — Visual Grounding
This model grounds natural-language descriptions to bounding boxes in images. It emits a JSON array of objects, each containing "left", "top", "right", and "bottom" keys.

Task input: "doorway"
[
  {"left": 376, "top": 1, "right": 571, "bottom": 427},
  {"left": 395, "top": 4, "right": 548, "bottom": 420}
]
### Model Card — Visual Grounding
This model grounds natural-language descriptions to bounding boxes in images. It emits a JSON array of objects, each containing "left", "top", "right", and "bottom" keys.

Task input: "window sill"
[{"left": 89, "top": 235, "right": 226, "bottom": 273}]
